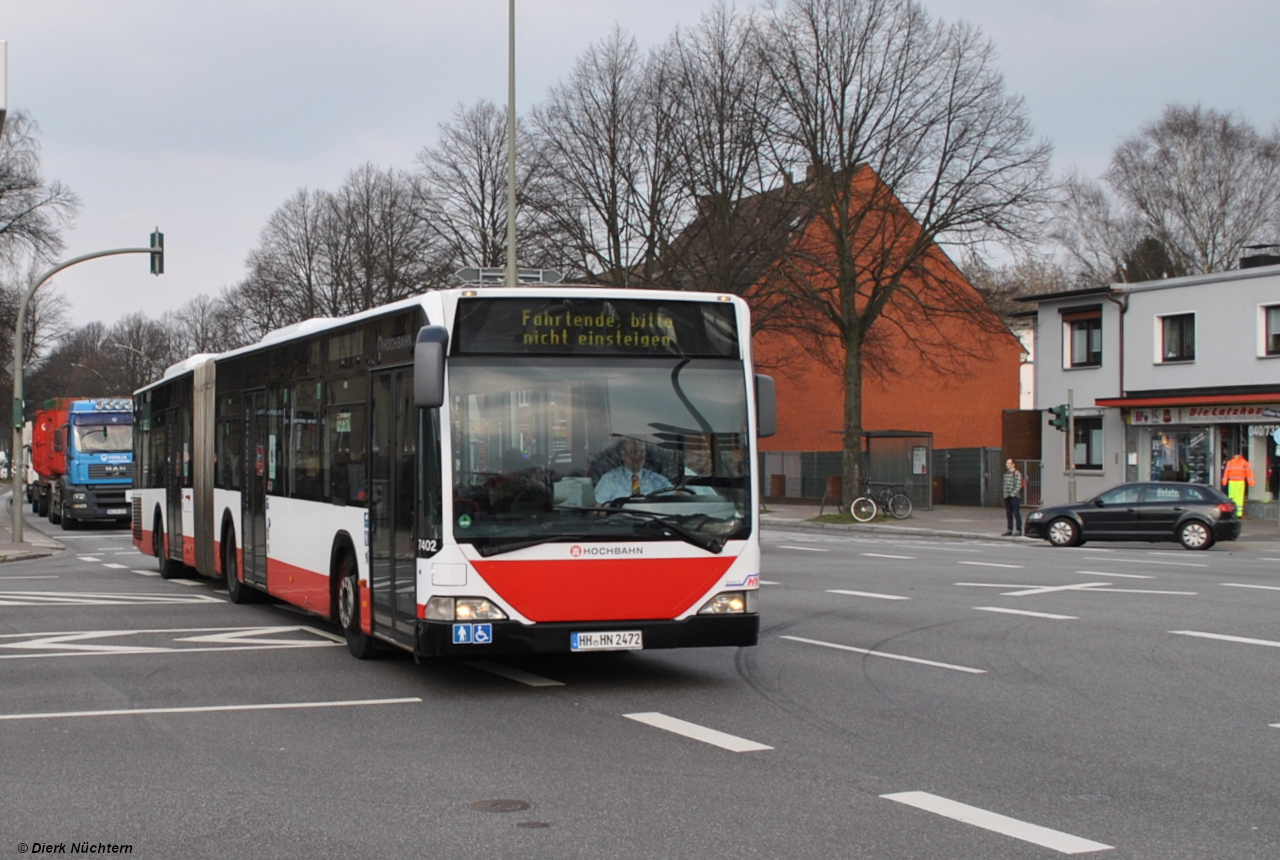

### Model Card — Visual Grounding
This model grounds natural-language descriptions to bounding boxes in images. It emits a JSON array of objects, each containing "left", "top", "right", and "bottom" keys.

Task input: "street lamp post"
[
  {"left": 10, "top": 237, "right": 163, "bottom": 543},
  {"left": 505, "top": 0, "right": 518, "bottom": 287}
]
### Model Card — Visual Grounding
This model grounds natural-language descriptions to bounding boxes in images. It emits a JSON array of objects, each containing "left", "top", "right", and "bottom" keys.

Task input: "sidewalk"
[
  {"left": 0, "top": 495, "right": 64, "bottom": 563},
  {"left": 760, "top": 501, "right": 1280, "bottom": 550}
]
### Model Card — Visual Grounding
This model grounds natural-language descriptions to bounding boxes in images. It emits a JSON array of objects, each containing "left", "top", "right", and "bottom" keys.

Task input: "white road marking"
[
  {"left": 778, "top": 545, "right": 829, "bottom": 552},
  {"left": 77, "top": 556, "right": 102, "bottom": 563},
  {"left": 881, "top": 791, "right": 1113, "bottom": 854},
  {"left": 0, "top": 591, "right": 222, "bottom": 606},
  {"left": 0, "top": 625, "right": 342, "bottom": 660},
  {"left": 0, "top": 697, "right": 422, "bottom": 722},
  {"left": 1083, "top": 557, "right": 1205, "bottom": 567},
  {"left": 102, "top": 563, "right": 127, "bottom": 570},
  {"left": 1074, "top": 570, "right": 1155, "bottom": 579},
  {"left": 1000, "top": 582, "right": 1112, "bottom": 596},
  {"left": 623, "top": 712, "right": 772, "bottom": 753},
  {"left": 1220, "top": 583, "right": 1280, "bottom": 592},
  {"left": 96, "top": 547, "right": 118, "bottom": 552},
  {"left": 974, "top": 607, "right": 1077, "bottom": 620},
  {"left": 114, "top": 551, "right": 139, "bottom": 556},
  {"left": 132, "top": 569, "right": 159, "bottom": 577},
  {"left": 780, "top": 636, "right": 986, "bottom": 674},
  {"left": 1170, "top": 630, "right": 1280, "bottom": 649},
  {"left": 956, "top": 582, "right": 1039, "bottom": 589},
  {"left": 0, "top": 575, "right": 57, "bottom": 580},
  {"left": 826, "top": 589, "right": 910, "bottom": 601},
  {"left": 958, "top": 561, "right": 1025, "bottom": 569},
  {"left": 465, "top": 660, "right": 564, "bottom": 687},
  {"left": 862, "top": 553, "right": 917, "bottom": 560},
  {"left": 759, "top": 580, "right": 781, "bottom": 586},
  {"left": 1259, "top": 558, "right": 1280, "bottom": 563},
  {"left": 172, "top": 579, "right": 203, "bottom": 586}
]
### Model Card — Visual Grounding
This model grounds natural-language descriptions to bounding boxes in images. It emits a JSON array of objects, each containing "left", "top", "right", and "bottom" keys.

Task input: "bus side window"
[{"left": 327, "top": 405, "right": 366, "bottom": 506}]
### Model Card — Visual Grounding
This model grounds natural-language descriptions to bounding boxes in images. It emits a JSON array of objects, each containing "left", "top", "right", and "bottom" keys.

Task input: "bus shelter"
[{"left": 865, "top": 430, "right": 933, "bottom": 511}]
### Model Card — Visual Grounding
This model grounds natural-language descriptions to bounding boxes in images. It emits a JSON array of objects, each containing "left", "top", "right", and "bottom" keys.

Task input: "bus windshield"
[
  {"left": 75, "top": 423, "right": 133, "bottom": 454},
  {"left": 449, "top": 357, "right": 751, "bottom": 550}
]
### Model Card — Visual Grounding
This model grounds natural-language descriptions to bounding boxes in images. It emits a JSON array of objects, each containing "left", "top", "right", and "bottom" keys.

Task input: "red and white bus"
[{"left": 132, "top": 286, "right": 774, "bottom": 659}]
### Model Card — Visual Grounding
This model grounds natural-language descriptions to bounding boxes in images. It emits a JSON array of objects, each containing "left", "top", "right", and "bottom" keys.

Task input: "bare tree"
[
  {"left": 416, "top": 101, "right": 549, "bottom": 271},
  {"left": 532, "top": 27, "right": 684, "bottom": 284},
  {"left": 0, "top": 111, "right": 80, "bottom": 270},
  {"left": 1107, "top": 104, "right": 1280, "bottom": 274},
  {"left": 244, "top": 188, "right": 332, "bottom": 321},
  {"left": 656, "top": 4, "right": 801, "bottom": 313},
  {"left": 755, "top": 0, "right": 1053, "bottom": 501}
]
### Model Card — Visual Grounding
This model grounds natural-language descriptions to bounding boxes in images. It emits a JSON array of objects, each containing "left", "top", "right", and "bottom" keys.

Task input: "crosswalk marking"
[
  {"left": 623, "top": 712, "right": 772, "bottom": 753},
  {"left": 881, "top": 791, "right": 1112, "bottom": 854}
]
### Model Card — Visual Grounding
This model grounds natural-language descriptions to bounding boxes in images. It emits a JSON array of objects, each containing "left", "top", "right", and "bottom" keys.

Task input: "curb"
[
  {"left": 759, "top": 515, "right": 1280, "bottom": 550},
  {"left": 760, "top": 516, "right": 1016, "bottom": 542},
  {"left": 0, "top": 549, "right": 58, "bottom": 564}
]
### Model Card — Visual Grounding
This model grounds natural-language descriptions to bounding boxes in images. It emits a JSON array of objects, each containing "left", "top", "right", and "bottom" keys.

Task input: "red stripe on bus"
[
  {"left": 182, "top": 535, "right": 196, "bottom": 567},
  {"left": 267, "top": 557, "right": 331, "bottom": 617},
  {"left": 470, "top": 558, "right": 735, "bottom": 622}
]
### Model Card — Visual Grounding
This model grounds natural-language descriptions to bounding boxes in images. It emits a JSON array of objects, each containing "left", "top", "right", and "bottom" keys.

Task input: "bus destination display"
[{"left": 454, "top": 297, "right": 739, "bottom": 357}]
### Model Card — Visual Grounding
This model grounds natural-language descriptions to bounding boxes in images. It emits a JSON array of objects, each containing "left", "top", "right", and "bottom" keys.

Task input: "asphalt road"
[{"left": 2, "top": 523, "right": 1279, "bottom": 859}]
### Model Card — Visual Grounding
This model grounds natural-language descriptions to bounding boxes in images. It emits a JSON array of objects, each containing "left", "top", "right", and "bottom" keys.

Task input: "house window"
[
  {"left": 1071, "top": 416, "right": 1103, "bottom": 470},
  {"left": 1064, "top": 315, "right": 1102, "bottom": 367},
  {"left": 1160, "top": 313, "right": 1195, "bottom": 362},
  {"left": 1266, "top": 305, "right": 1280, "bottom": 356}
]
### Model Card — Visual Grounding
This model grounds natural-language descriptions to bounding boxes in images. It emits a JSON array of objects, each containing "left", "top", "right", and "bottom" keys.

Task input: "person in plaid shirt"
[{"left": 1002, "top": 459, "right": 1023, "bottom": 536}]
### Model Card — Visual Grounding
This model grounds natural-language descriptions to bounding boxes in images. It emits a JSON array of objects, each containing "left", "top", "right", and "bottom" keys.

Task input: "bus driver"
[{"left": 594, "top": 438, "right": 672, "bottom": 504}]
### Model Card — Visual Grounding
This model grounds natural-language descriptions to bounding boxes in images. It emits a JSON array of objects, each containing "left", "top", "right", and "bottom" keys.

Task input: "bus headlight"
[
  {"left": 698, "top": 590, "right": 758, "bottom": 614},
  {"left": 426, "top": 596, "right": 508, "bottom": 621}
]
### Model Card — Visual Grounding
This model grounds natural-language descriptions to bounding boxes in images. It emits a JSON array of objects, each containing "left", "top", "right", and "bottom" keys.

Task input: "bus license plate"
[
  {"left": 106, "top": 508, "right": 128, "bottom": 516},
  {"left": 570, "top": 630, "right": 643, "bottom": 652}
]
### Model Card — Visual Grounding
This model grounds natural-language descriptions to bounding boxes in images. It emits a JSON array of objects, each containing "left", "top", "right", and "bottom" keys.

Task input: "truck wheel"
[
  {"left": 37, "top": 494, "right": 49, "bottom": 518},
  {"left": 61, "top": 514, "right": 78, "bottom": 531},
  {"left": 48, "top": 501, "right": 61, "bottom": 525}
]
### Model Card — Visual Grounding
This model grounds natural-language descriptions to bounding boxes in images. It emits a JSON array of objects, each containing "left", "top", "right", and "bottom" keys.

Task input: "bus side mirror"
[
  {"left": 413, "top": 325, "right": 449, "bottom": 409},
  {"left": 53, "top": 428, "right": 64, "bottom": 452},
  {"left": 755, "top": 374, "right": 776, "bottom": 438}
]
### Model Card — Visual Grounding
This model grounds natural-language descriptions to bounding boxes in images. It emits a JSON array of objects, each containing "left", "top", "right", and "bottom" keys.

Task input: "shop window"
[
  {"left": 1150, "top": 429, "right": 1209, "bottom": 483},
  {"left": 1064, "top": 314, "right": 1102, "bottom": 367},
  {"left": 1159, "top": 313, "right": 1195, "bottom": 362},
  {"left": 1071, "top": 416, "right": 1103, "bottom": 470}
]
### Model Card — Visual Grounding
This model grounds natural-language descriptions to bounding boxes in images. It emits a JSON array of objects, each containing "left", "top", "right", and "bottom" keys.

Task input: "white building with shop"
[{"left": 1023, "top": 263, "right": 1280, "bottom": 513}]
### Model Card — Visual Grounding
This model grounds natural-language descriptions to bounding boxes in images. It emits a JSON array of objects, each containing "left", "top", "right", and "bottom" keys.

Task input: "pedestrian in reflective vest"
[{"left": 1221, "top": 454, "right": 1254, "bottom": 517}]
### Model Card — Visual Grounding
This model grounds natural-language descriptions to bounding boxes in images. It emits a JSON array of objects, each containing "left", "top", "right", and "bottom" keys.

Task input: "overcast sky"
[{"left": 4, "top": 0, "right": 1279, "bottom": 328}]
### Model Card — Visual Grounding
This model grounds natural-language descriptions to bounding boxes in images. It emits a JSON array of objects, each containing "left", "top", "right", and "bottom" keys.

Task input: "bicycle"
[{"left": 849, "top": 482, "right": 913, "bottom": 522}]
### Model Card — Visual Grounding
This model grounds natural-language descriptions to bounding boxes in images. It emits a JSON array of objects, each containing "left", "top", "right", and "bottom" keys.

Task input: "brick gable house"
[{"left": 662, "top": 165, "right": 1024, "bottom": 504}]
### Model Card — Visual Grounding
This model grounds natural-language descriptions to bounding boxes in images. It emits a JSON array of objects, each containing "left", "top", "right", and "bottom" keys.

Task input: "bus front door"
[
  {"left": 370, "top": 369, "right": 417, "bottom": 646},
  {"left": 242, "top": 390, "right": 268, "bottom": 588}
]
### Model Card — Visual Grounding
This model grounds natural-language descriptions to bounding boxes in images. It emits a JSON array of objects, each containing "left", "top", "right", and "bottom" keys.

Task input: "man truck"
[{"left": 29, "top": 397, "right": 134, "bottom": 529}]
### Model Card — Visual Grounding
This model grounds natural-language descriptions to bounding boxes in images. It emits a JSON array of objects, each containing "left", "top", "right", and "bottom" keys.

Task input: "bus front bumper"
[{"left": 414, "top": 614, "right": 759, "bottom": 658}]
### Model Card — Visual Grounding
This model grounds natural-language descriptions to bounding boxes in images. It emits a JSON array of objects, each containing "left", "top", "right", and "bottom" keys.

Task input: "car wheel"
[
  {"left": 1046, "top": 517, "right": 1080, "bottom": 547},
  {"left": 1178, "top": 520, "right": 1214, "bottom": 551}
]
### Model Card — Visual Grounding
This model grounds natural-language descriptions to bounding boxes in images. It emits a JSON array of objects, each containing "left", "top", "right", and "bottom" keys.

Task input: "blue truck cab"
[{"left": 48, "top": 398, "right": 134, "bottom": 528}]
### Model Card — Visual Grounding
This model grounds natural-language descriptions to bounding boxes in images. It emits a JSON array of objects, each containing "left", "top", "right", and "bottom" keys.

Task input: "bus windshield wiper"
[
  {"left": 553, "top": 505, "right": 725, "bottom": 554},
  {"left": 474, "top": 533, "right": 594, "bottom": 558}
]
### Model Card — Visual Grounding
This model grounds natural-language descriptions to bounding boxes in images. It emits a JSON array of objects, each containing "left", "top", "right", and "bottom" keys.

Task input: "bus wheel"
[
  {"left": 337, "top": 552, "right": 376, "bottom": 660},
  {"left": 154, "top": 516, "right": 181, "bottom": 579},
  {"left": 223, "top": 531, "right": 254, "bottom": 604}
]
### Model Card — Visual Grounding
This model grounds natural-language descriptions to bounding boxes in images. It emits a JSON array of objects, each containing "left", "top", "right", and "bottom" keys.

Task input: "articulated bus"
[{"left": 132, "top": 286, "right": 775, "bottom": 659}]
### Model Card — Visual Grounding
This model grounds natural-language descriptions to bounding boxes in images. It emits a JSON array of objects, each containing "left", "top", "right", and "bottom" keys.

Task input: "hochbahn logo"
[{"left": 570, "top": 545, "right": 643, "bottom": 557}]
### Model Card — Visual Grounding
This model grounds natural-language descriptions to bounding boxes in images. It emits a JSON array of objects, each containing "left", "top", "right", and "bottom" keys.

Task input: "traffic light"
[
  {"left": 149, "top": 228, "right": 164, "bottom": 276},
  {"left": 1047, "top": 404, "right": 1069, "bottom": 432}
]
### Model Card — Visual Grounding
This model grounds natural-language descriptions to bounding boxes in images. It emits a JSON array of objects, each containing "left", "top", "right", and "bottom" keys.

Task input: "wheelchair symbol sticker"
[{"left": 473, "top": 624, "right": 493, "bottom": 644}]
